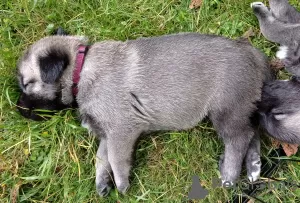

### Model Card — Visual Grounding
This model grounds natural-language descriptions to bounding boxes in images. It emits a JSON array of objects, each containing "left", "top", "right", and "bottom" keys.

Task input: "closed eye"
[{"left": 24, "top": 79, "right": 36, "bottom": 89}]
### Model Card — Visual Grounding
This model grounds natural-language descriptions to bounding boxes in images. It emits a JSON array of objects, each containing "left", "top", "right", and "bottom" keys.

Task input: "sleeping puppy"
[
  {"left": 16, "top": 33, "right": 272, "bottom": 196},
  {"left": 251, "top": 2, "right": 300, "bottom": 76},
  {"left": 258, "top": 77, "right": 300, "bottom": 143},
  {"left": 17, "top": 28, "right": 74, "bottom": 121},
  {"left": 269, "top": 0, "right": 300, "bottom": 23}
]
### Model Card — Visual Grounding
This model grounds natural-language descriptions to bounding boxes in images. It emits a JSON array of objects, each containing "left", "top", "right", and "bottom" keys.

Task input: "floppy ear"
[{"left": 39, "top": 49, "right": 69, "bottom": 83}]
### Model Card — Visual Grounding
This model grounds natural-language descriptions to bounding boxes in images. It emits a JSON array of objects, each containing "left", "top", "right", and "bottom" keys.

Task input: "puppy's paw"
[
  {"left": 247, "top": 159, "right": 261, "bottom": 182},
  {"left": 219, "top": 155, "right": 239, "bottom": 186},
  {"left": 245, "top": 150, "right": 261, "bottom": 182},
  {"left": 96, "top": 182, "right": 112, "bottom": 197},
  {"left": 251, "top": 2, "right": 271, "bottom": 18},
  {"left": 117, "top": 181, "right": 130, "bottom": 195}
]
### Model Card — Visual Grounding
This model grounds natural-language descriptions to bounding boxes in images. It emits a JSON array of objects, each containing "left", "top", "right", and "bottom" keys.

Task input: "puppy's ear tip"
[{"left": 54, "top": 27, "right": 68, "bottom": 36}]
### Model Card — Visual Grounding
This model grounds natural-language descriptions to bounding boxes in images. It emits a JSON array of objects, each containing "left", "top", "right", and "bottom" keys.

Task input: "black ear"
[{"left": 39, "top": 49, "right": 69, "bottom": 83}]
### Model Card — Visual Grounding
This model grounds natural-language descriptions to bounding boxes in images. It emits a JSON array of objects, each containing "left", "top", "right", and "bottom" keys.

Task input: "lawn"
[{"left": 1, "top": 0, "right": 300, "bottom": 202}]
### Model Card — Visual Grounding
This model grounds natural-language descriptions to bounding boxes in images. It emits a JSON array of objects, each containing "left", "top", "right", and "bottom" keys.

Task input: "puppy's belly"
[
  {"left": 128, "top": 88, "right": 215, "bottom": 131},
  {"left": 149, "top": 116, "right": 207, "bottom": 131},
  {"left": 144, "top": 103, "right": 210, "bottom": 131}
]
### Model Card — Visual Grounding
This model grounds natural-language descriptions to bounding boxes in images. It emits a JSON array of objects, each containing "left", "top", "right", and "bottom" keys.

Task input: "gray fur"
[
  {"left": 258, "top": 77, "right": 300, "bottom": 144},
  {"left": 251, "top": 2, "right": 300, "bottom": 76},
  {"left": 251, "top": 2, "right": 300, "bottom": 146},
  {"left": 270, "top": 0, "right": 300, "bottom": 23},
  {"left": 17, "top": 33, "right": 272, "bottom": 196},
  {"left": 251, "top": 2, "right": 300, "bottom": 45}
]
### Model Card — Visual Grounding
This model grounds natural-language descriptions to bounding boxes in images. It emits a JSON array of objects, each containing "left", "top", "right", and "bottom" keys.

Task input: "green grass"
[{"left": 1, "top": 0, "right": 300, "bottom": 202}]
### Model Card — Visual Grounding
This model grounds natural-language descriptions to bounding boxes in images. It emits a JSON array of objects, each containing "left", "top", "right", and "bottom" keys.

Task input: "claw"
[
  {"left": 117, "top": 182, "right": 130, "bottom": 195},
  {"left": 96, "top": 183, "right": 112, "bottom": 197}
]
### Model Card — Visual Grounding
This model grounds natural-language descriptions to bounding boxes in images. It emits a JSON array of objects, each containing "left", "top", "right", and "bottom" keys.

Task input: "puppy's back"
[
  {"left": 123, "top": 34, "right": 272, "bottom": 129},
  {"left": 79, "top": 33, "right": 272, "bottom": 130}
]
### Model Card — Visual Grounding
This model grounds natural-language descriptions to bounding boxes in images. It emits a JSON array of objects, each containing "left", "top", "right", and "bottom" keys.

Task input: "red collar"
[{"left": 72, "top": 45, "right": 89, "bottom": 96}]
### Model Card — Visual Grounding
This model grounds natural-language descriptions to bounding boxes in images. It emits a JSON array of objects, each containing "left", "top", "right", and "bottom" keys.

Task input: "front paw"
[
  {"left": 246, "top": 158, "right": 261, "bottom": 182},
  {"left": 251, "top": 2, "right": 271, "bottom": 17},
  {"left": 117, "top": 181, "right": 130, "bottom": 195},
  {"left": 96, "top": 181, "right": 112, "bottom": 197},
  {"left": 219, "top": 155, "right": 235, "bottom": 186},
  {"left": 219, "top": 155, "right": 240, "bottom": 185}
]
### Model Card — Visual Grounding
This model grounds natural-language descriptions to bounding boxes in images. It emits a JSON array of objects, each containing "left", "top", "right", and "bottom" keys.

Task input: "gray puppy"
[
  {"left": 251, "top": 2, "right": 300, "bottom": 76},
  {"left": 17, "top": 33, "right": 272, "bottom": 196},
  {"left": 251, "top": 2, "right": 300, "bottom": 145}
]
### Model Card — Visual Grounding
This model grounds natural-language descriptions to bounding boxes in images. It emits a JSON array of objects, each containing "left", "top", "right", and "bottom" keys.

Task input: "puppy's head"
[
  {"left": 16, "top": 32, "right": 85, "bottom": 120},
  {"left": 258, "top": 79, "right": 300, "bottom": 143}
]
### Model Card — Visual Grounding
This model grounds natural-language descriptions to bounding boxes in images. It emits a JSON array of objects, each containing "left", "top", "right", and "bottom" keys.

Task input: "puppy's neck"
[{"left": 57, "top": 36, "right": 89, "bottom": 105}]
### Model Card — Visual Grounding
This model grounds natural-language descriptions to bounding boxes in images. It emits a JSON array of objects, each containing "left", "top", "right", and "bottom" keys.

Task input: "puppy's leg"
[
  {"left": 252, "top": 2, "right": 300, "bottom": 75},
  {"left": 251, "top": 2, "right": 299, "bottom": 45},
  {"left": 269, "top": 0, "right": 291, "bottom": 22},
  {"left": 107, "top": 128, "right": 142, "bottom": 194},
  {"left": 270, "top": 0, "right": 300, "bottom": 23},
  {"left": 210, "top": 110, "right": 254, "bottom": 184},
  {"left": 251, "top": 2, "right": 280, "bottom": 43},
  {"left": 96, "top": 137, "right": 113, "bottom": 197},
  {"left": 245, "top": 133, "right": 261, "bottom": 182}
]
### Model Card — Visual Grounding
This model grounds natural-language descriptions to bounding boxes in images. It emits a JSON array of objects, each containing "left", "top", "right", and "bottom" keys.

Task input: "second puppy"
[
  {"left": 252, "top": 1, "right": 300, "bottom": 145},
  {"left": 252, "top": 1, "right": 300, "bottom": 76}
]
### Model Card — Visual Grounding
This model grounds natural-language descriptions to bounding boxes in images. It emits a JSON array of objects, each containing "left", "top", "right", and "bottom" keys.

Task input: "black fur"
[
  {"left": 39, "top": 49, "right": 69, "bottom": 84},
  {"left": 17, "top": 91, "right": 76, "bottom": 121}
]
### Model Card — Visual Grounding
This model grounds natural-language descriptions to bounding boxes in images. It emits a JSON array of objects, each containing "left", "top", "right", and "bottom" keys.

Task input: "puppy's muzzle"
[{"left": 17, "top": 92, "right": 74, "bottom": 121}]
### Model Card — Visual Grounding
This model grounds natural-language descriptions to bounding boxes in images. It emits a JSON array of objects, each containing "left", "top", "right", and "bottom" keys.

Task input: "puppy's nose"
[
  {"left": 16, "top": 92, "right": 46, "bottom": 121},
  {"left": 17, "top": 93, "right": 31, "bottom": 118}
]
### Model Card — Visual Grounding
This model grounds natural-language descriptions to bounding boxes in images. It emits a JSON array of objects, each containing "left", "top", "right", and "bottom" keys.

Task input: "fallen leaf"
[
  {"left": 189, "top": 0, "right": 203, "bottom": 9},
  {"left": 270, "top": 58, "right": 285, "bottom": 70},
  {"left": 242, "top": 27, "right": 255, "bottom": 38},
  {"left": 247, "top": 199, "right": 255, "bottom": 203},
  {"left": 271, "top": 138, "right": 281, "bottom": 149},
  {"left": 282, "top": 143, "right": 299, "bottom": 157}
]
